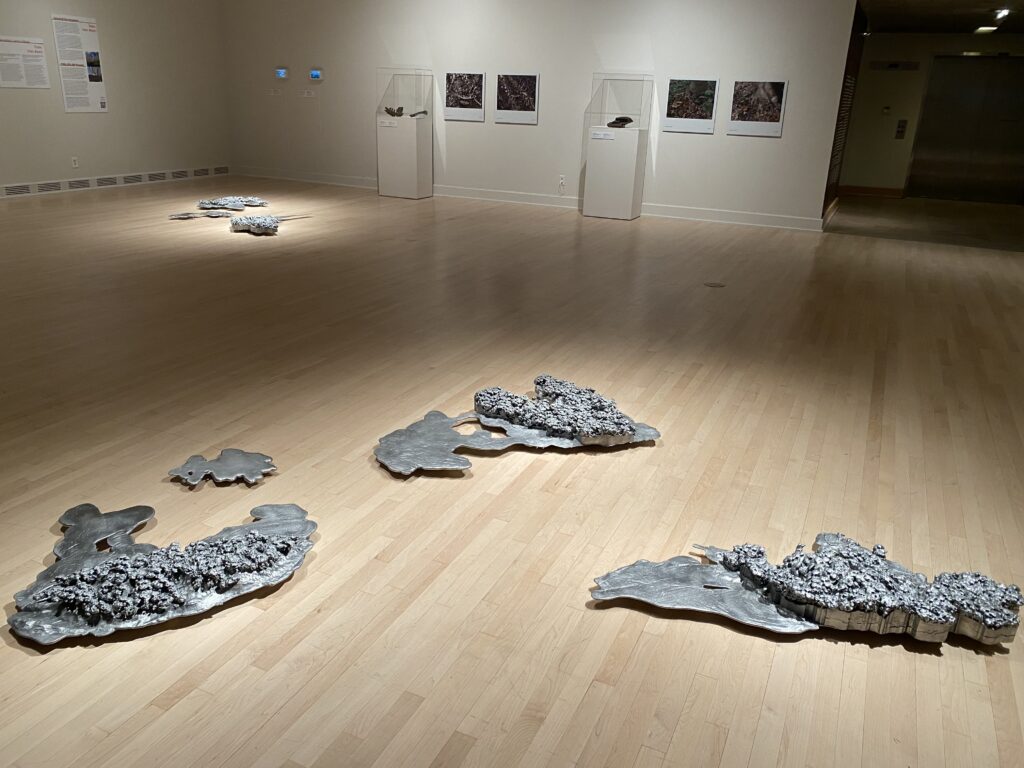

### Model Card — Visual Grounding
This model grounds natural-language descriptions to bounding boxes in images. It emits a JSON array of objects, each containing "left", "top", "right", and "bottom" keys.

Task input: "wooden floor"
[
  {"left": 827, "top": 195, "right": 1024, "bottom": 253},
  {"left": 1, "top": 178, "right": 1024, "bottom": 768}
]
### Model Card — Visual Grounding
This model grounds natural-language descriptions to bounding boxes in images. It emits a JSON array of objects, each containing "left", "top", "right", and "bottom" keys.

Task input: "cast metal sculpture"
[
  {"left": 168, "top": 210, "right": 233, "bottom": 220},
  {"left": 384, "top": 106, "right": 404, "bottom": 117},
  {"left": 606, "top": 116, "right": 634, "bottom": 128},
  {"left": 168, "top": 448, "right": 276, "bottom": 487},
  {"left": 593, "top": 533, "right": 1024, "bottom": 646},
  {"left": 374, "top": 374, "right": 659, "bottom": 475},
  {"left": 197, "top": 196, "right": 269, "bottom": 211},
  {"left": 9, "top": 502, "right": 316, "bottom": 645},
  {"left": 230, "top": 215, "right": 282, "bottom": 235}
]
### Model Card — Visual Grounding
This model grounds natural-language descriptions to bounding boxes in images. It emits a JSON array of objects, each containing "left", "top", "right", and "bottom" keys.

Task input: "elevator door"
[{"left": 906, "top": 55, "right": 1024, "bottom": 204}]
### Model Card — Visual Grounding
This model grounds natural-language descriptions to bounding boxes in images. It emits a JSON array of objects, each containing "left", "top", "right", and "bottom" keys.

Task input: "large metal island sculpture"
[
  {"left": 593, "top": 533, "right": 1023, "bottom": 646},
  {"left": 374, "top": 374, "right": 660, "bottom": 475},
  {"left": 9, "top": 502, "right": 316, "bottom": 645}
]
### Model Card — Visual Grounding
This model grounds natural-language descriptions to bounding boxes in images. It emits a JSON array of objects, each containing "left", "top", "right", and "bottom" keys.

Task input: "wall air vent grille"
[
  {"left": 96, "top": 176, "right": 118, "bottom": 187},
  {"left": 4, "top": 185, "right": 31, "bottom": 196},
  {"left": 68, "top": 179, "right": 91, "bottom": 190},
  {"left": 172, "top": 170, "right": 189, "bottom": 179},
  {"left": 193, "top": 167, "right": 210, "bottom": 177},
  {"left": 214, "top": 166, "right": 229, "bottom": 175},
  {"left": 123, "top": 174, "right": 143, "bottom": 184},
  {"left": 37, "top": 182, "right": 63, "bottom": 193},
  {"left": 147, "top": 172, "right": 167, "bottom": 182}
]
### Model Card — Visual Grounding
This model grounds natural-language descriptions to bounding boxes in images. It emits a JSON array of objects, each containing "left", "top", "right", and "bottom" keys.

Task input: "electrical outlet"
[
  {"left": 71, "top": 156, "right": 79, "bottom": 168},
  {"left": 558, "top": 175, "right": 566, "bottom": 195}
]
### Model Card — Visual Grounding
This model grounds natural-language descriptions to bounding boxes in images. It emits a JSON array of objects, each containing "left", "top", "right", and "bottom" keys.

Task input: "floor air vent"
[
  {"left": 123, "top": 174, "right": 143, "bottom": 184},
  {"left": 147, "top": 172, "right": 167, "bottom": 182},
  {"left": 68, "top": 179, "right": 91, "bottom": 190},
  {"left": 37, "top": 181, "right": 63, "bottom": 193},
  {"left": 4, "top": 184, "right": 31, "bottom": 196},
  {"left": 96, "top": 176, "right": 117, "bottom": 187},
  {"left": 214, "top": 166, "right": 229, "bottom": 175},
  {"left": 193, "top": 167, "right": 210, "bottom": 177},
  {"left": 171, "top": 170, "right": 189, "bottom": 179}
]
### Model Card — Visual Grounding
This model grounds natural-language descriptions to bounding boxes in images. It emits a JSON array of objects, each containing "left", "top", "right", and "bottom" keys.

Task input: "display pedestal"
[
  {"left": 582, "top": 126, "right": 648, "bottom": 220},
  {"left": 376, "top": 116, "right": 432, "bottom": 199}
]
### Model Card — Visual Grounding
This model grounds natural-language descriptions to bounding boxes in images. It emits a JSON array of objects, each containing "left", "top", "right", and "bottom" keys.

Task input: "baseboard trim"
[
  {"left": 2, "top": 165, "right": 230, "bottom": 198},
  {"left": 230, "top": 168, "right": 825, "bottom": 231},
  {"left": 231, "top": 166, "right": 377, "bottom": 190},
  {"left": 433, "top": 184, "right": 580, "bottom": 209},
  {"left": 838, "top": 185, "right": 904, "bottom": 198},
  {"left": 641, "top": 202, "right": 824, "bottom": 232}
]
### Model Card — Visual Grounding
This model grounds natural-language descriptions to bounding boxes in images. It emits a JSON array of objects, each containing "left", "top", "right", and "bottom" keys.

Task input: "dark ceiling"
[{"left": 860, "top": 0, "right": 1024, "bottom": 32}]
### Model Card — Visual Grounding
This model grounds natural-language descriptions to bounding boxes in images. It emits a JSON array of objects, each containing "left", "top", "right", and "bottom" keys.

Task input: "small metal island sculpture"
[
  {"left": 374, "top": 374, "right": 659, "bottom": 476},
  {"left": 168, "top": 448, "right": 276, "bottom": 487},
  {"left": 229, "top": 215, "right": 282, "bottom": 235},
  {"left": 197, "top": 196, "right": 269, "bottom": 211},
  {"left": 9, "top": 502, "right": 316, "bottom": 645},
  {"left": 593, "top": 533, "right": 1024, "bottom": 646}
]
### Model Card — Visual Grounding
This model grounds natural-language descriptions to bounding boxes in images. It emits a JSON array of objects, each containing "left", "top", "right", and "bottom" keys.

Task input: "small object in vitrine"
[
  {"left": 384, "top": 106, "right": 404, "bottom": 117},
  {"left": 606, "top": 116, "right": 634, "bottom": 128}
]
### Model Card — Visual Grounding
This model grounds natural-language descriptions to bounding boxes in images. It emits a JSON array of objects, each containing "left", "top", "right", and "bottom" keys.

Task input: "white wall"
[
  {"left": 0, "top": 0, "right": 230, "bottom": 185},
  {"left": 841, "top": 33, "right": 1024, "bottom": 191},
  {"left": 223, "top": 0, "right": 856, "bottom": 230}
]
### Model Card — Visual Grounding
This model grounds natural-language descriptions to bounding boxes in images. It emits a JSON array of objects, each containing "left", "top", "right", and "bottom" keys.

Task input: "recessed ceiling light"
[
  {"left": 995, "top": 8, "right": 1010, "bottom": 19},
  {"left": 975, "top": 25, "right": 999, "bottom": 33}
]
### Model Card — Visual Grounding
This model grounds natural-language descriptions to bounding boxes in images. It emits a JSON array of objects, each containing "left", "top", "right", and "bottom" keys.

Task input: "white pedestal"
[
  {"left": 582, "top": 126, "right": 648, "bottom": 220},
  {"left": 376, "top": 116, "right": 433, "bottom": 199}
]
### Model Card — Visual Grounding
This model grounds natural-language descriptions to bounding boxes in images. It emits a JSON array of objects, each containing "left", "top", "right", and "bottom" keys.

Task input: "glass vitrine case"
[
  {"left": 581, "top": 73, "right": 654, "bottom": 220},
  {"left": 376, "top": 68, "right": 434, "bottom": 199}
]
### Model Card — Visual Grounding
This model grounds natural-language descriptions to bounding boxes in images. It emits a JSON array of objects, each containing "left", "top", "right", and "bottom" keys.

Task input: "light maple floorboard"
[{"left": 0, "top": 177, "right": 1023, "bottom": 768}]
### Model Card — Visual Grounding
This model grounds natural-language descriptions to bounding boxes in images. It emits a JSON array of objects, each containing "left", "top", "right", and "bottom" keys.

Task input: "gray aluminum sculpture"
[
  {"left": 168, "top": 210, "right": 233, "bottom": 220},
  {"left": 230, "top": 215, "right": 282, "bottom": 235},
  {"left": 9, "top": 502, "right": 316, "bottom": 645},
  {"left": 168, "top": 448, "right": 275, "bottom": 487},
  {"left": 593, "top": 533, "right": 1024, "bottom": 646},
  {"left": 374, "top": 374, "right": 659, "bottom": 475},
  {"left": 197, "top": 196, "right": 269, "bottom": 211}
]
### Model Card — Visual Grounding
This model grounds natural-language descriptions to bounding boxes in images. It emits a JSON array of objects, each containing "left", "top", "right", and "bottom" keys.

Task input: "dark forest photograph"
[
  {"left": 445, "top": 73, "right": 483, "bottom": 109},
  {"left": 730, "top": 81, "right": 785, "bottom": 122},
  {"left": 496, "top": 74, "right": 537, "bottom": 111},
  {"left": 666, "top": 79, "right": 716, "bottom": 120}
]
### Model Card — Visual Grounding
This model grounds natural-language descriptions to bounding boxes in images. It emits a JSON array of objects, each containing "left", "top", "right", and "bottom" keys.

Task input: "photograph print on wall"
[
  {"left": 444, "top": 72, "right": 485, "bottom": 122},
  {"left": 495, "top": 73, "right": 538, "bottom": 124},
  {"left": 727, "top": 80, "right": 787, "bottom": 137},
  {"left": 663, "top": 78, "right": 718, "bottom": 134}
]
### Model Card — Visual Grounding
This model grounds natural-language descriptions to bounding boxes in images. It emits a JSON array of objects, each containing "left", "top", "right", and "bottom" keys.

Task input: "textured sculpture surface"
[
  {"left": 168, "top": 448, "right": 275, "bottom": 487},
  {"left": 384, "top": 106, "right": 404, "bottom": 117},
  {"left": 230, "top": 215, "right": 281, "bottom": 235},
  {"left": 593, "top": 533, "right": 1023, "bottom": 645},
  {"left": 197, "top": 196, "right": 269, "bottom": 211},
  {"left": 375, "top": 375, "right": 659, "bottom": 475},
  {"left": 9, "top": 503, "right": 316, "bottom": 645},
  {"left": 475, "top": 374, "right": 638, "bottom": 445}
]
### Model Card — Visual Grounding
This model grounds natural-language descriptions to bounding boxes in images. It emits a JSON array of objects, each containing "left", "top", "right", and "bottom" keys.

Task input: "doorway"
[{"left": 906, "top": 55, "right": 1024, "bottom": 204}]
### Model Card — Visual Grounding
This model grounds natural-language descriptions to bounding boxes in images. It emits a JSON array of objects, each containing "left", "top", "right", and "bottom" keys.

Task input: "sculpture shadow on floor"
[{"left": 586, "top": 595, "right": 1010, "bottom": 657}]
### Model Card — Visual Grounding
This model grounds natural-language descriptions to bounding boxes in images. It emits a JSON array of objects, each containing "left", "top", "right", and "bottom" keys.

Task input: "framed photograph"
[
  {"left": 727, "top": 80, "right": 787, "bottom": 137},
  {"left": 495, "top": 73, "right": 538, "bottom": 125},
  {"left": 444, "top": 72, "right": 485, "bottom": 122},
  {"left": 663, "top": 78, "right": 718, "bottom": 134}
]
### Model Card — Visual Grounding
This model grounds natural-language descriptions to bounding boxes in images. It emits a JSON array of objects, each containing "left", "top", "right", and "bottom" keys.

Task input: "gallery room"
[{"left": 1, "top": 0, "right": 1023, "bottom": 765}]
